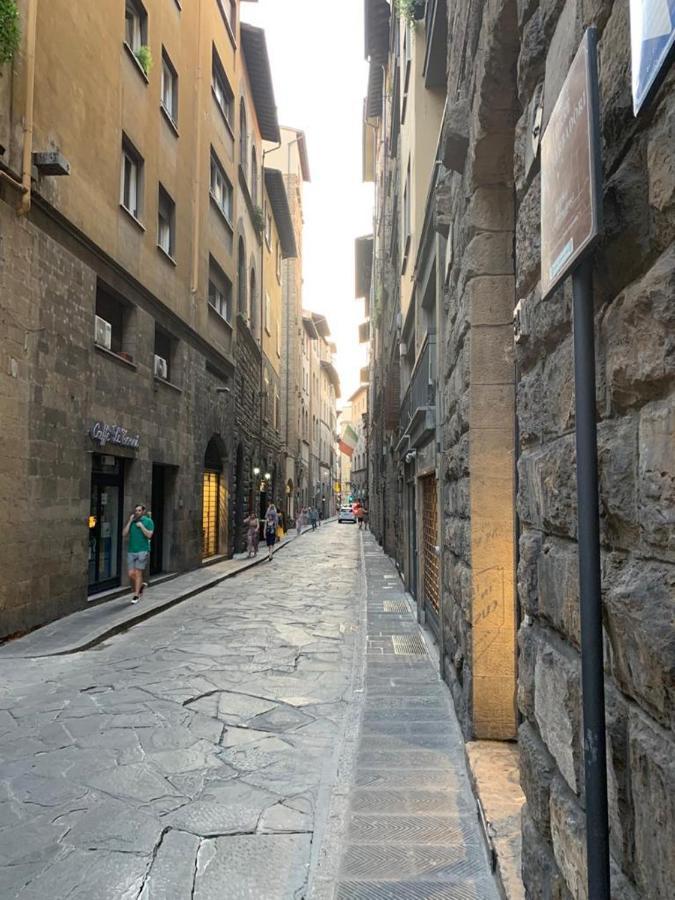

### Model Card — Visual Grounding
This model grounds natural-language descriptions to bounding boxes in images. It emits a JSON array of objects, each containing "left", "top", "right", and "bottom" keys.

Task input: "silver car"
[{"left": 338, "top": 505, "right": 356, "bottom": 523}]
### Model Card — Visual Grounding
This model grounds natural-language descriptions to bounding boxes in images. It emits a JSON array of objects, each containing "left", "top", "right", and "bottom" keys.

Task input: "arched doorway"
[{"left": 202, "top": 436, "right": 228, "bottom": 559}]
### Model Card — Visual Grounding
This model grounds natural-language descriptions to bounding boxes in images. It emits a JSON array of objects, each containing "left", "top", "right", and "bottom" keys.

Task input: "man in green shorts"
[{"left": 123, "top": 504, "right": 154, "bottom": 604}]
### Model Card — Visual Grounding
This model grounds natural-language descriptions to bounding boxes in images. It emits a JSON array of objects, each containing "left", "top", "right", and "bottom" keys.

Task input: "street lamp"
[
  {"left": 253, "top": 466, "right": 260, "bottom": 477},
  {"left": 264, "top": 472, "right": 271, "bottom": 481}
]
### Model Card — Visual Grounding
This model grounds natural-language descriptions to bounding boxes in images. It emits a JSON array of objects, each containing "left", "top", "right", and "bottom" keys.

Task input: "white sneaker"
[{"left": 130, "top": 595, "right": 139, "bottom": 604}]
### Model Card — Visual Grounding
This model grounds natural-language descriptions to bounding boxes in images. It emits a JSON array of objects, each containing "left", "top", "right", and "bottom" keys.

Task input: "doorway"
[
  {"left": 421, "top": 474, "right": 440, "bottom": 636},
  {"left": 88, "top": 455, "right": 124, "bottom": 594},
  {"left": 150, "top": 464, "right": 166, "bottom": 575}
]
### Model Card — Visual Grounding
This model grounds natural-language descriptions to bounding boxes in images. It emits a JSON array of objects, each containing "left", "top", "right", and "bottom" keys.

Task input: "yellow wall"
[{"left": 8, "top": 0, "right": 243, "bottom": 360}]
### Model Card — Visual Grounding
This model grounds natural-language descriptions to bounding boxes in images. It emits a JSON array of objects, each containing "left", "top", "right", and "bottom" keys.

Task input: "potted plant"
[
  {"left": 0, "top": 0, "right": 20, "bottom": 65},
  {"left": 135, "top": 45, "right": 153, "bottom": 77}
]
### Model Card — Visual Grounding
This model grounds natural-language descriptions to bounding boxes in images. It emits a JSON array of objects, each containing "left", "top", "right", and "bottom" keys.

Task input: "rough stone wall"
[
  {"left": 0, "top": 196, "right": 236, "bottom": 638},
  {"left": 514, "top": 1, "right": 675, "bottom": 896},
  {"left": 232, "top": 319, "right": 262, "bottom": 551}
]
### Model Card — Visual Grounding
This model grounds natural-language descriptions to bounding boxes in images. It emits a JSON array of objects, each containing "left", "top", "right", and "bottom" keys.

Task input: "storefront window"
[{"left": 88, "top": 455, "right": 124, "bottom": 594}]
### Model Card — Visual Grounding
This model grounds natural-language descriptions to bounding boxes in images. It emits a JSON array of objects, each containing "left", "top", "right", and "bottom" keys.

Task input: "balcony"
[{"left": 399, "top": 334, "right": 436, "bottom": 450}]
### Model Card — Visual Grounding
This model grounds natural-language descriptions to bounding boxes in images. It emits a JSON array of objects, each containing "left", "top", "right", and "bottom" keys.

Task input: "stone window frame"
[
  {"left": 208, "top": 255, "right": 233, "bottom": 324},
  {"left": 160, "top": 48, "right": 179, "bottom": 129},
  {"left": 209, "top": 148, "right": 234, "bottom": 227}
]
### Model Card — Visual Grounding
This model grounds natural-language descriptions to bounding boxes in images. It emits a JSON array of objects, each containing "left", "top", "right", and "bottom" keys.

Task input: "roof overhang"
[
  {"left": 264, "top": 169, "right": 297, "bottom": 258},
  {"left": 240, "top": 25, "right": 281, "bottom": 142},
  {"left": 302, "top": 315, "right": 319, "bottom": 339},
  {"left": 366, "top": 62, "right": 384, "bottom": 119},
  {"left": 355, "top": 234, "right": 374, "bottom": 298},
  {"left": 321, "top": 360, "right": 341, "bottom": 398},
  {"left": 348, "top": 384, "right": 369, "bottom": 403},
  {"left": 364, "top": 0, "right": 390, "bottom": 63},
  {"left": 312, "top": 313, "right": 331, "bottom": 339},
  {"left": 287, "top": 128, "right": 310, "bottom": 182}
]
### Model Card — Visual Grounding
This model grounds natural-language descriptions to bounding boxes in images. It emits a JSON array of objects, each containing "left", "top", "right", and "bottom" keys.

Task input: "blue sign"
[{"left": 630, "top": 0, "right": 675, "bottom": 114}]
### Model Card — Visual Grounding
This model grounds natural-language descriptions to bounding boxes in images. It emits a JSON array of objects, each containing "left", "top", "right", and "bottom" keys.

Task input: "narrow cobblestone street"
[{"left": 0, "top": 524, "right": 498, "bottom": 898}]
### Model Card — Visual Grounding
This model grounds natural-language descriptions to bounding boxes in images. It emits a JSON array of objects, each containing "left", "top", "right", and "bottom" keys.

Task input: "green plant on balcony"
[
  {"left": 135, "top": 44, "right": 153, "bottom": 76},
  {"left": 252, "top": 204, "right": 265, "bottom": 236},
  {"left": 394, "top": 0, "right": 418, "bottom": 23},
  {"left": 0, "top": 0, "right": 20, "bottom": 65}
]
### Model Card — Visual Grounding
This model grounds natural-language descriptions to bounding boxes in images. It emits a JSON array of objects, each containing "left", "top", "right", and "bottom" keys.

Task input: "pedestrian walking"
[
  {"left": 355, "top": 503, "right": 365, "bottom": 530},
  {"left": 264, "top": 503, "right": 279, "bottom": 561},
  {"left": 123, "top": 504, "right": 154, "bottom": 604},
  {"left": 244, "top": 510, "right": 259, "bottom": 558},
  {"left": 309, "top": 507, "right": 318, "bottom": 531},
  {"left": 296, "top": 508, "right": 305, "bottom": 534}
]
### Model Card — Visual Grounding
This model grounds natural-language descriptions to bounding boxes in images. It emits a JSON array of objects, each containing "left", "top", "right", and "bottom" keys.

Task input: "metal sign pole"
[
  {"left": 540, "top": 28, "right": 610, "bottom": 899},
  {"left": 572, "top": 256, "right": 610, "bottom": 899}
]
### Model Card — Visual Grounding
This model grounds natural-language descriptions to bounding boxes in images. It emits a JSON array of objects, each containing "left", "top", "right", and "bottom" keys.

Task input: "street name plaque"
[
  {"left": 630, "top": 0, "right": 675, "bottom": 114},
  {"left": 541, "top": 28, "right": 601, "bottom": 299}
]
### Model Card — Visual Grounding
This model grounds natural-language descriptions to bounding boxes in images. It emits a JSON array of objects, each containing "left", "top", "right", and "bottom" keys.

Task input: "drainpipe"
[
  {"left": 259, "top": 141, "right": 282, "bottom": 490},
  {"left": 17, "top": 0, "right": 38, "bottom": 216},
  {"left": 190, "top": 0, "right": 204, "bottom": 294}
]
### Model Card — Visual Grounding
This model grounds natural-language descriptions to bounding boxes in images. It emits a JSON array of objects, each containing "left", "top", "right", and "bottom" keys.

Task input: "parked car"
[{"left": 338, "top": 505, "right": 356, "bottom": 523}]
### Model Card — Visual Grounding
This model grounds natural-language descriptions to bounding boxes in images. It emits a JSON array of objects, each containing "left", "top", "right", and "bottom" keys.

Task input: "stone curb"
[{"left": 0, "top": 523, "right": 331, "bottom": 659}]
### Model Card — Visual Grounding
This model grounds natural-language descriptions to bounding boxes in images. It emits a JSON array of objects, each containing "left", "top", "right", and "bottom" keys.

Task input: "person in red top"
[{"left": 354, "top": 503, "right": 365, "bottom": 530}]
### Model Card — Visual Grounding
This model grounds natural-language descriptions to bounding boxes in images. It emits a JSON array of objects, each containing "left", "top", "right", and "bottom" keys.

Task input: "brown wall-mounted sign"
[
  {"left": 89, "top": 422, "right": 140, "bottom": 449},
  {"left": 541, "top": 28, "right": 602, "bottom": 299}
]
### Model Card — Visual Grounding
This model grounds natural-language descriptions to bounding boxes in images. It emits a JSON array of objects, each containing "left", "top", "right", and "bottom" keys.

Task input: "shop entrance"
[
  {"left": 202, "top": 436, "right": 228, "bottom": 559},
  {"left": 88, "top": 455, "right": 124, "bottom": 594},
  {"left": 421, "top": 474, "right": 440, "bottom": 634}
]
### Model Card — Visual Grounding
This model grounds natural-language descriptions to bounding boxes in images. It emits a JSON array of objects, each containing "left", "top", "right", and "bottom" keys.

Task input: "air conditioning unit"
[
  {"left": 154, "top": 354, "right": 168, "bottom": 380},
  {"left": 94, "top": 315, "right": 112, "bottom": 350}
]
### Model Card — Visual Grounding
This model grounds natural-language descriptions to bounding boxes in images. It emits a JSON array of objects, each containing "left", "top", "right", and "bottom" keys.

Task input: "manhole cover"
[
  {"left": 336, "top": 881, "right": 484, "bottom": 899},
  {"left": 392, "top": 635, "right": 427, "bottom": 656},
  {"left": 383, "top": 600, "right": 409, "bottom": 614}
]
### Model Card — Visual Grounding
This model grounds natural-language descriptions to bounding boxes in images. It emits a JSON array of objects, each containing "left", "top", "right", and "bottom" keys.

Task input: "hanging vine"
[
  {"left": 393, "top": 0, "right": 418, "bottom": 23},
  {"left": 0, "top": 0, "right": 20, "bottom": 65}
]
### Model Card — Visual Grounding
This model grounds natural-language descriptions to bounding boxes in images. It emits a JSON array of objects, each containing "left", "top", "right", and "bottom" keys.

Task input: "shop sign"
[
  {"left": 89, "top": 421, "right": 140, "bottom": 449},
  {"left": 630, "top": 0, "right": 675, "bottom": 114},
  {"left": 541, "top": 28, "right": 602, "bottom": 299}
]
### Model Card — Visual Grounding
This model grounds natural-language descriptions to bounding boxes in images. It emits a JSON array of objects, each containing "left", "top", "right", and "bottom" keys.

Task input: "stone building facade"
[
  {"left": 362, "top": 0, "right": 674, "bottom": 896},
  {"left": 0, "top": 1, "right": 304, "bottom": 637}
]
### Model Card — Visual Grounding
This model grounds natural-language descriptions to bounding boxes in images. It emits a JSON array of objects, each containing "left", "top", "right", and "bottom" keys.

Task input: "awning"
[
  {"left": 264, "top": 169, "right": 297, "bottom": 258},
  {"left": 240, "top": 25, "right": 281, "bottom": 143}
]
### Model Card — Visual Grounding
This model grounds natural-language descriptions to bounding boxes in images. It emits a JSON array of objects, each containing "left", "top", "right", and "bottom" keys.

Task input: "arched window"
[
  {"left": 239, "top": 100, "right": 248, "bottom": 181},
  {"left": 238, "top": 238, "right": 247, "bottom": 316},
  {"left": 251, "top": 146, "right": 258, "bottom": 204},
  {"left": 249, "top": 267, "right": 257, "bottom": 334}
]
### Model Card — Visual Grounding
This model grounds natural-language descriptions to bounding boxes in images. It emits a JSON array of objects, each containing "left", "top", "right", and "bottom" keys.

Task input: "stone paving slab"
[
  {"left": 0, "top": 523, "right": 361, "bottom": 899},
  {"left": 0, "top": 526, "right": 315, "bottom": 659},
  {"left": 327, "top": 533, "right": 500, "bottom": 900}
]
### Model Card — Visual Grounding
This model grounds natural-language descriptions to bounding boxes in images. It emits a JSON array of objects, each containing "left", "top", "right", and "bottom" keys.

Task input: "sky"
[{"left": 241, "top": 0, "right": 373, "bottom": 406}]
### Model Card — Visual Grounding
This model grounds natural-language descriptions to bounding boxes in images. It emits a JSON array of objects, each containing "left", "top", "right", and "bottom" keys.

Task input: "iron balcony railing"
[{"left": 400, "top": 333, "right": 436, "bottom": 434}]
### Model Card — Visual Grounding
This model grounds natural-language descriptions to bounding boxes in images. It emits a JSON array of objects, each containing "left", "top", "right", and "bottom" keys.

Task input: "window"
[
  {"left": 239, "top": 100, "right": 248, "bottom": 180},
  {"left": 96, "top": 282, "right": 132, "bottom": 359},
  {"left": 120, "top": 135, "right": 143, "bottom": 220},
  {"left": 161, "top": 49, "right": 178, "bottom": 125},
  {"left": 157, "top": 185, "right": 175, "bottom": 259},
  {"left": 264, "top": 292, "right": 271, "bottom": 335},
  {"left": 275, "top": 239, "right": 282, "bottom": 283},
  {"left": 125, "top": 0, "right": 147, "bottom": 52},
  {"left": 217, "top": 0, "right": 236, "bottom": 36},
  {"left": 274, "top": 389, "right": 280, "bottom": 430},
  {"left": 210, "top": 149, "right": 233, "bottom": 223},
  {"left": 212, "top": 47, "right": 233, "bottom": 127},
  {"left": 251, "top": 146, "right": 258, "bottom": 204},
  {"left": 154, "top": 327, "right": 175, "bottom": 382},
  {"left": 264, "top": 210, "right": 272, "bottom": 248},
  {"left": 208, "top": 256, "right": 233, "bottom": 323},
  {"left": 264, "top": 373, "right": 270, "bottom": 420}
]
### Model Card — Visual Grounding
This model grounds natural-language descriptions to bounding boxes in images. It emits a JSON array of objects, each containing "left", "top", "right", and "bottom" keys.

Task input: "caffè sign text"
[{"left": 89, "top": 421, "right": 141, "bottom": 449}]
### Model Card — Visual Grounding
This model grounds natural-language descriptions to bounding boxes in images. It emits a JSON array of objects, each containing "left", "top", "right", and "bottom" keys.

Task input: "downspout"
[
  {"left": 190, "top": 0, "right": 204, "bottom": 295},
  {"left": 17, "top": 0, "right": 38, "bottom": 216},
  {"left": 260, "top": 141, "right": 282, "bottom": 487}
]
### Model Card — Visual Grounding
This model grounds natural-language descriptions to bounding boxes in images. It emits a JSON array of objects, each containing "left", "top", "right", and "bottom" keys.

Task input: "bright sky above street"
[{"left": 242, "top": 0, "right": 373, "bottom": 405}]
